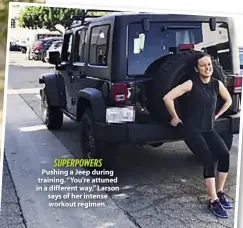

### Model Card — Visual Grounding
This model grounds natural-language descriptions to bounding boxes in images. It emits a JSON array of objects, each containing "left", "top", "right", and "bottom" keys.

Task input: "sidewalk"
[
  {"left": 0, "top": 156, "right": 26, "bottom": 228},
  {"left": 4, "top": 86, "right": 137, "bottom": 228},
  {"left": 9, "top": 51, "right": 54, "bottom": 68}
]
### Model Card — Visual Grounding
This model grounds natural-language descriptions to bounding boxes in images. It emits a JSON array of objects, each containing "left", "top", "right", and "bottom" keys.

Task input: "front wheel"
[
  {"left": 41, "top": 88, "right": 63, "bottom": 130},
  {"left": 80, "top": 109, "right": 118, "bottom": 170}
]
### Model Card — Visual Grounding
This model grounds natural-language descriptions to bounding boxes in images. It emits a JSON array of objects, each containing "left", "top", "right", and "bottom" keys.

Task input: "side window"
[
  {"left": 89, "top": 25, "right": 110, "bottom": 66},
  {"left": 61, "top": 33, "right": 73, "bottom": 62},
  {"left": 76, "top": 30, "right": 86, "bottom": 62}
]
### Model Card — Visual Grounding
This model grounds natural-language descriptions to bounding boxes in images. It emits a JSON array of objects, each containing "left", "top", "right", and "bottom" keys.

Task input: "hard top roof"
[
  {"left": 67, "top": 11, "right": 231, "bottom": 32},
  {"left": 85, "top": 12, "right": 230, "bottom": 22}
]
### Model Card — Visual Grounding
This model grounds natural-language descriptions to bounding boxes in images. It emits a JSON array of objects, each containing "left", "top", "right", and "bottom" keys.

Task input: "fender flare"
[
  {"left": 39, "top": 72, "right": 66, "bottom": 107},
  {"left": 77, "top": 88, "right": 106, "bottom": 122}
]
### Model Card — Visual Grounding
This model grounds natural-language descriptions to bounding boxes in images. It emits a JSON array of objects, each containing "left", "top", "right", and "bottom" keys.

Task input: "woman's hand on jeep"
[{"left": 170, "top": 117, "right": 182, "bottom": 127}]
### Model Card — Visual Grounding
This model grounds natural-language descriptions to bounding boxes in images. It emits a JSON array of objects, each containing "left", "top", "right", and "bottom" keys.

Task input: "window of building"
[{"left": 11, "top": 19, "right": 16, "bottom": 28}]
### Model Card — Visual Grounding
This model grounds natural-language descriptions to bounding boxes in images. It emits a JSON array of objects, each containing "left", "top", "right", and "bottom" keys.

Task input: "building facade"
[{"left": 9, "top": 5, "right": 62, "bottom": 42}]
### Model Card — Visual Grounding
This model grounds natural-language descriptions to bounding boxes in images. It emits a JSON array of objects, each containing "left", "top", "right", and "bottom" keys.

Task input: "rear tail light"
[
  {"left": 233, "top": 76, "right": 242, "bottom": 93},
  {"left": 178, "top": 44, "right": 194, "bottom": 50},
  {"left": 111, "top": 83, "right": 128, "bottom": 104},
  {"left": 34, "top": 45, "right": 42, "bottom": 50}
]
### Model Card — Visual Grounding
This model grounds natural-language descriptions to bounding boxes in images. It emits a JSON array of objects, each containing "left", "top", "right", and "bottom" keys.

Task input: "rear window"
[
  {"left": 128, "top": 22, "right": 230, "bottom": 76},
  {"left": 36, "top": 40, "right": 43, "bottom": 45},
  {"left": 55, "top": 42, "right": 62, "bottom": 48}
]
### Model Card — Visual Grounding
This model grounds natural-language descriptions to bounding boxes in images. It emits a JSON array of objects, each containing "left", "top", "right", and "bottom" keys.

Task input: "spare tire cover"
[{"left": 146, "top": 50, "right": 226, "bottom": 122}]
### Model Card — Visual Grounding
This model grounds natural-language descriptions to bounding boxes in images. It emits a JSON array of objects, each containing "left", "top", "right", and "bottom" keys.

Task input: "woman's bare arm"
[
  {"left": 163, "top": 80, "right": 193, "bottom": 120},
  {"left": 215, "top": 80, "right": 232, "bottom": 119}
]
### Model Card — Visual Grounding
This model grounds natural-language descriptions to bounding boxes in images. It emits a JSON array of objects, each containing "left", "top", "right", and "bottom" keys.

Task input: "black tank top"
[{"left": 182, "top": 76, "right": 219, "bottom": 132}]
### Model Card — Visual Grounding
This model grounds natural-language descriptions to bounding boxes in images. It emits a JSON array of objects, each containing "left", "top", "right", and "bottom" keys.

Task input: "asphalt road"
[{"left": 2, "top": 51, "right": 241, "bottom": 228}]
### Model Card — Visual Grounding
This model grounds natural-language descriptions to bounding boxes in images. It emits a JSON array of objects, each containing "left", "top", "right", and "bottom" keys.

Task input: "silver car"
[{"left": 44, "top": 41, "right": 62, "bottom": 62}]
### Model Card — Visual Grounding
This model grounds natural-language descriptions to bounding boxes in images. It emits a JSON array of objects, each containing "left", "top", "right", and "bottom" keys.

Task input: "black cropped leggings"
[{"left": 179, "top": 124, "right": 230, "bottom": 179}]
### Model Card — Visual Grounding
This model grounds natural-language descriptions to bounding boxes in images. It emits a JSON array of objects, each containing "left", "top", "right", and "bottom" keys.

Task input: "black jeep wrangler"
[{"left": 39, "top": 10, "right": 242, "bottom": 168}]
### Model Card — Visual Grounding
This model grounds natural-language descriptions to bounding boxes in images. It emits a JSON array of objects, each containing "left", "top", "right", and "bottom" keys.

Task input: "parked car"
[
  {"left": 44, "top": 41, "right": 62, "bottom": 62},
  {"left": 30, "top": 37, "right": 63, "bottom": 61},
  {"left": 39, "top": 10, "right": 242, "bottom": 169},
  {"left": 9, "top": 41, "right": 20, "bottom": 51},
  {"left": 16, "top": 41, "right": 27, "bottom": 53},
  {"left": 47, "top": 40, "right": 63, "bottom": 51},
  {"left": 26, "top": 32, "right": 63, "bottom": 60}
]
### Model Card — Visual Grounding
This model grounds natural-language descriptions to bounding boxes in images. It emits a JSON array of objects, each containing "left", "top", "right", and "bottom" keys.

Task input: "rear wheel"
[
  {"left": 21, "top": 48, "right": 26, "bottom": 53},
  {"left": 81, "top": 108, "right": 118, "bottom": 170},
  {"left": 41, "top": 88, "right": 63, "bottom": 130}
]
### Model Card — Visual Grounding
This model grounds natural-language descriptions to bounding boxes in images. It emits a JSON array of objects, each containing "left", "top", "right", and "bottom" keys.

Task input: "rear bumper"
[
  {"left": 94, "top": 113, "right": 240, "bottom": 144},
  {"left": 31, "top": 50, "right": 42, "bottom": 58}
]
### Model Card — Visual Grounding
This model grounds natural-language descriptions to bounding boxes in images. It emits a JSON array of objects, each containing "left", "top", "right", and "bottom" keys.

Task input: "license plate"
[{"left": 106, "top": 106, "right": 135, "bottom": 123}]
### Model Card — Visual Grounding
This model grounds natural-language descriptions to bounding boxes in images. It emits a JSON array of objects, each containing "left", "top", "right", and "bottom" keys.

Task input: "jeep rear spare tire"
[{"left": 146, "top": 50, "right": 226, "bottom": 122}]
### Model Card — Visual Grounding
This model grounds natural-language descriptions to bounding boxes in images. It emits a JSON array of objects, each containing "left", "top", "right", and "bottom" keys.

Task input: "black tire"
[
  {"left": 80, "top": 108, "right": 118, "bottom": 170},
  {"left": 146, "top": 50, "right": 226, "bottom": 122},
  {"left": 220, "top": 133, "right": 234, "bottom": 151},
  {"left": 145, "top": 54, "right": 173, "bottom": 76},
  {"left": 41, "top": 88, "right": 63, "bottom": 130}
]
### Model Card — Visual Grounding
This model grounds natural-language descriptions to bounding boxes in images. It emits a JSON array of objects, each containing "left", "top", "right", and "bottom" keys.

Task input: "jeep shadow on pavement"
[{"left": 39, "top": 9, "right": 242, "bottom": 169}]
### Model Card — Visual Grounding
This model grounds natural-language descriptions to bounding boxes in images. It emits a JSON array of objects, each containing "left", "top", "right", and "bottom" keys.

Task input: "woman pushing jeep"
[{"left": 163, "top": 52, "right": 233, "bottom": 218}]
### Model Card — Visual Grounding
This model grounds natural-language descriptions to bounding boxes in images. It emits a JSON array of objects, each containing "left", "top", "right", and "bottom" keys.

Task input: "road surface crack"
[{"left": 111, "top": 199, "right": 142, "bottom": 228}]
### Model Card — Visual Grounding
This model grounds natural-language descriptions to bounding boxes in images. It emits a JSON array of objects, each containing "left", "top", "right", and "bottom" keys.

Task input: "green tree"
[
  {"left": 0, "top": 0, "right": 45, "bottom": 144},
  {"left": 18, "top": 6, "right": 84, "bottom": 34},
  {"left": 18, "top": 7, "right": 112, "bottom": 34},
  {"left": 0, "top": 1, "right": 42, "bottom": 45}
]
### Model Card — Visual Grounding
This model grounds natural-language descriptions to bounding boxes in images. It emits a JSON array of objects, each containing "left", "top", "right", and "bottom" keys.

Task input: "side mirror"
[
  {"left": 209, "top": 18, "right": 217, "bottom": 31},
  {"left": 48, "top": 51, "right": 61, "bottom": 65}
]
